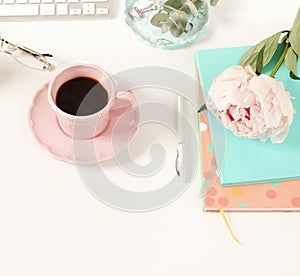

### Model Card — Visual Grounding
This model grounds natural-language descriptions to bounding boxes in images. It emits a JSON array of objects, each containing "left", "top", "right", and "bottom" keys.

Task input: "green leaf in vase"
[
  {"left": 185, "top": 0, "right": 199, "bottom": 17},
  {"left": 285, "top": 46, "right": 300, "bottom": 79},
  {"left": 169, "top": 10, "right": 187, "bottom": 37},
  {"left": 163, "top": 0, "right": 203, "bottom": 15},
  {"left": 210, "top": 0, "right": 219, "bottom": 6},
  {"left": 170, "top": 26, "right": 184, "bottom": 37},
  {"left": 240, "top": 31, "right": 283, "bottom": 72},
  {"left": 150, "top": 12, "right": 170, "bottom": 27},
  {"left": 163, "top": 0, "right": 188, "bottom": 13},
  {"left": 193, "top": 0, "right": 204, "bottom": 9},
  {"left": 169, "top": 10, "right": 188, "bottom": 27},
  {"left": 161, "top": 22, "right": 171, "bottom": 33},
  {"left": 290, "top": 8, "right": 300, "bottom": 57}
]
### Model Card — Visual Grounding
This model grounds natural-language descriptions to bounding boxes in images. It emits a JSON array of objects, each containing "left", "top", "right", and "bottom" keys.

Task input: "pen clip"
[
  {"left": 175, "top": 142, "right": 184, "bottom": 178},
  {"left": 175, "top": 148, "right": 180, "bottom": 176}
]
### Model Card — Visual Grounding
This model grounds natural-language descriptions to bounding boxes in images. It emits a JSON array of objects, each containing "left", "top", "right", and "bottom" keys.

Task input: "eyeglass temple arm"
[
  {"left": 17, "top": 45, "right": 53, "bottom": 58},
  {"left": 1, "top": 38, "right": 53, "bottom": 58}
]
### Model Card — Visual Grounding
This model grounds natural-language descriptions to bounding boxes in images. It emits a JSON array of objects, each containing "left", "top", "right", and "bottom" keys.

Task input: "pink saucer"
[{"left": 29, "top": 82, "right": 139, "bottom": 164}]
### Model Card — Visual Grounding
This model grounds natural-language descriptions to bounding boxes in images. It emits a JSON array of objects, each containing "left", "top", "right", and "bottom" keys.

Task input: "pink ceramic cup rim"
[{"left": 47, "top": 64, "right": 115, "bottom": 120}]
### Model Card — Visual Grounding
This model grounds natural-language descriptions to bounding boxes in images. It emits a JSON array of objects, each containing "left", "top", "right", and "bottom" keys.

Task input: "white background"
[{"left": 1, "top": 0, "right": 300, "bottom": 275}]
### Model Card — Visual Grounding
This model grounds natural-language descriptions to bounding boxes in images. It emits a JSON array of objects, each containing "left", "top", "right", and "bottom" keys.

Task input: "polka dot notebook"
[
  {"left": 196, "top": 46, "right": 300, "bottom": 212},
  {"left": 200, "top": 109, "right": 300, "bottom": 211}
]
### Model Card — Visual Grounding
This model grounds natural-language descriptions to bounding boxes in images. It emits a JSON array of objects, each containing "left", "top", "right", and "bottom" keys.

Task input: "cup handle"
[{"left": 109, "top": 90, "right": 136, "bottom": 118}]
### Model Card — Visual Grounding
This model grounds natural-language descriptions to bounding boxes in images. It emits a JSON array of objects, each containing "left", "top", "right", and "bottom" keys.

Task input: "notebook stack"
[{"left": 195, "top": 45, "right": 300, "bottom": 212}]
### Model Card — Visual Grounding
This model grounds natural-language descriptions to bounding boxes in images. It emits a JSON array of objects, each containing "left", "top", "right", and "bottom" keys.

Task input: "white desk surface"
[{"left": 1, "top": 0, "right": 300, "bottom": 275}]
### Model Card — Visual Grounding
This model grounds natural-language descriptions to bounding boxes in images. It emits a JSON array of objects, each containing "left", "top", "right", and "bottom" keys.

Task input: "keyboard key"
[
  {"left": 56, "top": 3, "right": 67, "bottom": 14},
  {"left": 42, "top": 0, "right": 53, "bottom": 3},
  {"left": 96, "top": 7, "right": 107, "bottom": 14},
  {"left": 69, "top": 7, "right": 81, "bottom": 14},
  {"left": 81, "top": 0, "right": 107, "bottom": 2},
  {"left": 0, "top": 3, "right": 38, "bottom": 15},
  {"left": 83, "top": 7, "right": 94, "bottom": 14},
  {"left": 3, "top": 0, "right": 15, "bottom": 4},
  {"left": 28, "top": 0, "right": 40, "bottom": 3},
  {"left": 82, "top": 2, "right": 93, "bottom": 9},
  {"left": 40, "top": 3, "right": 54, "bottom": 15},
  {"left": 55, "top": 0, "right": 66, "bottom": 3},
  {"left": 16, "top": 0, "right": 27, "bottom": 3}
]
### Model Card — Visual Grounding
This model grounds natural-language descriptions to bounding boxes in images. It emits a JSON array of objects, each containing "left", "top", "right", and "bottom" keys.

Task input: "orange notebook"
[{"left": 197, "top": 65, "right": 300, "bottom": 213}]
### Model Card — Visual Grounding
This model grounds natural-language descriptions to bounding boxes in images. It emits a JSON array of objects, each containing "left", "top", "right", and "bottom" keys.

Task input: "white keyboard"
[{"left": 0, "top": 0, "right": 112, "bottom": 20}]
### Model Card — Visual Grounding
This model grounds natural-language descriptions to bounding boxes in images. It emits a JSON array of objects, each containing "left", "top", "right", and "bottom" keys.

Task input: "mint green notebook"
[{"left": 195, "top": 45, "right": 300, "bottom": 186}]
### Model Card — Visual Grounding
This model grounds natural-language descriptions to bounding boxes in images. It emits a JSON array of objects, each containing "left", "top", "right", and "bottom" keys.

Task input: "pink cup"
[{"left": 48, "top": 64, "right": 135, "bottom": 140}]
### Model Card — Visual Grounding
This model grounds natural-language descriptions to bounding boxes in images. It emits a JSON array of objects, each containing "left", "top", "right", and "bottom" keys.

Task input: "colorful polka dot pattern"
[
  {"left": 207, "top": 144, "right": 214, "bottom": 152},
  {"left": 232, "top": 187, "right": 242, "bottom": 197},
  {"left": 291, "top": 197, "right": 300, "bottom": 207},
  {"left": 199, "top": 112, "right": 300, "bottom": 211},
  {"left": 266, "top": 190, "right": 277, "bottom": 199},
  {"left": 207, "top": 187, "right": 217, "bottom": 197},
  {"left": 270, "top": 181, "right": 280, "bottom": 187},
  {"left": 218, "top": 197, "right": 229, "bottom": 207},
  {"left": 205, "top": 197, "right": 215, "bottom": 206}
]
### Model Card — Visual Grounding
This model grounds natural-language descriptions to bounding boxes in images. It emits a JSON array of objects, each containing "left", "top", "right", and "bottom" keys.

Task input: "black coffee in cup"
[{"left": 56, "top": 76, "right": 108, "bottom": 116}]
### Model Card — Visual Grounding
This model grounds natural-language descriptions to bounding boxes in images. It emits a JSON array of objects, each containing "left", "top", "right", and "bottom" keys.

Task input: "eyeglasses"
[{"left": 0, "top": 36, "right": 54, "bottom": 71}]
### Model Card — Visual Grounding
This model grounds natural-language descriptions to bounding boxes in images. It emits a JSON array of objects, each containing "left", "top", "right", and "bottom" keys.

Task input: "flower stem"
[{"left": 269, "top": 43, "right": 289, "bottom": 78}]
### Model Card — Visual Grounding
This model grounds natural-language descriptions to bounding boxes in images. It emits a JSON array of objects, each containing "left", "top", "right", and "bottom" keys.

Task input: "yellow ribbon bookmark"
[{"left": 219, "top": 208, "right": 241, "bottom": 244}]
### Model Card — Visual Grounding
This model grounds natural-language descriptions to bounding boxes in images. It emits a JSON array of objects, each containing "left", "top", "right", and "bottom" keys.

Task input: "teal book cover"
[{"left": 195, "top": 45, "right": 300, "bottom": 186}]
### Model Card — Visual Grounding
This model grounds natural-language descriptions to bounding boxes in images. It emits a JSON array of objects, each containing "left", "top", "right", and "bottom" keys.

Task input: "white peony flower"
[{"left": 206, "top": 65, "right": 294, "bottom": 143}]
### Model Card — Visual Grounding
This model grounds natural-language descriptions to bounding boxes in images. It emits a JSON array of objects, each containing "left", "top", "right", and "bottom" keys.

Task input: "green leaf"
[
  {"left": 169, "top": 11, "right": 187, "bottom": 26},
  {"left": 169, "top": 22, "right": 185, "bottom": 37},
  {"left": 170, "top": 26, "right": 184, "bottom": 37},
  {"left": 150, "top": 12, "right": 170, "bottom": 27},
  {"left": 164, "top": 0, "right": 186, "bottom": 9},
  {"left": 285, "top": 46, "right": 300, "bottom": 79},
  {"left": 280, "top": 32, "right": 290, "bottom": 43},
  {"left": 256, "top": 45, "right": 265, "bottom": 75},
  {"left": 186, "top": 0, "right": 199, "bottom": 17},
  {"left": 169, "top": 10, "right": 188, "bottom": 22},
  {"left": 198, "top": 104, "right": 207, "bottom": 113},
  {"left": 163, "top": 0, "right": 203, "bottom": 14},
  {"left": 210, "top": 0, "right": 219, "bottom": 6},
  {"left": 193, "top": 0, "right": 204, "bottom": 9},
  {"left": 240, "top": 31, "right": 283, "bottom": 72},
  {"left": 168, "top": 10, "right": 187, "bottom": 37},
  {"left": 163, "top": 0, "right": 189, "bottom": 13},
  {"left": 290, "top": 8, "right": 300, "bottom": 57},
  {"left": 290, "top": 71, "right": 300, "bottom": 80},
  {"left": 161, "top": 22, "right": 171, "bottom": 33}
]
